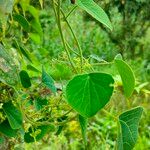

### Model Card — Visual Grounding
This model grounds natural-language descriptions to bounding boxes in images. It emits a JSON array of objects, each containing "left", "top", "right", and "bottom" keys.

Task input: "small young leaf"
[
  {"left": 0, "top": 120, "right": 17, "bottom": 137},
  {"left": 27, "top": 5, "right": 39, "bottom": 21},
  {"left": 76, "top": 0, "right": 112, "bottom": 30},
  {"left": 115, "top": 58, "right": 135, "bottom": 98},
  {"left": 78, "top": 115, "right": 88, "bottom": 144},
  {"left": 13, "top": 14, "right": 30, "bottom": 32},
  {"left": 3, "top": 101, "right": 23, "bottom": 129},
  {"left": 66, "top": 73, "right": 114, "bottom": 117},
  {"left": 27, "top": 65, "right": 40, "bottom": 72},
  {"left": 117, "top": 107, "right": 143, "bottom": 150},
  {"left": 42, "top": 67, "right": 57, "bottom": 93},
  {"left": 24, "top": 125, "right": 55, "bottom": 143},
  {"left": 19, "top": 70, "right": 31, "bottom": 88}
]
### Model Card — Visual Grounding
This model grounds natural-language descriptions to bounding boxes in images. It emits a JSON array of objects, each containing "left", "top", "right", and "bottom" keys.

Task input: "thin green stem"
[
  {"left": 52, "top": 0, "right": 77, "bottom": 73},
  {"left": 54, "top": 1, "right": 83, "bottom": 72},
  {"left": 66, "top": 6, "right": 77, "bottom": 19},
  {"left": 65, "top": 41, "right": 80, "bottom": 56},
  {"left": 91, "top": 62, "right": 114, "bottom": 66}
]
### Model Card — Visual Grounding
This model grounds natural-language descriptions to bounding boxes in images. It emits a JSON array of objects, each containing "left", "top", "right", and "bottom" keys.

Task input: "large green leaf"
[
  {"left": 24, "top": 125, "right": 55, "bottom": 143},
  {"left": 0, "top": 44, "right": 19, "bottom": 86},
  {"left": 78, "top": 115, "right": 88, "bottom": 144},
  {"left": 66, "top": 73, "right": 114, "bottom": 117},
  {"left": 115, "top": 58, "right": 135, "bottom": 98},
  {"left": 42, "top": 67, "right": 57, "bottom": 93},
  {"left": 76, "top": 0, "right": 112, "bottom": 30},
  {"left": 117, "top": 107, "right": 143, "bottom": 150},
  {"left": 19, "top": 70, "right": 31, "bottom": 88},
  {"left": 0, "top": 120, "right": 17, "bottom": 137},
  {"left": 3, "top": 101, "right": 23, "bottom": 129}
]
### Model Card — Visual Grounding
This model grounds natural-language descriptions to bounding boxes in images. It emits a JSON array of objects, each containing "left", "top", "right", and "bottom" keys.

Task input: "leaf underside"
[
  {"left": 76, "top": 0, "right": 112, "bottom": 30},
  {"left": 118, "top": 107, "right": 143, "bottom": 150},
  {"left": 115, "top": 58, "right": 135, "bottom": 98}
]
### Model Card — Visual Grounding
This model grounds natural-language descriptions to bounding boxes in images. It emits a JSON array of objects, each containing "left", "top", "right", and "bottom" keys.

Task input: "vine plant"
[{"left": 0, "top": 0, "right": 143, "bottom": 149}]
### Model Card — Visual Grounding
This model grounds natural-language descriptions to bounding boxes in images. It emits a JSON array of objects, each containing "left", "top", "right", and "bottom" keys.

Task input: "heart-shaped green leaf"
[
  {"left": 3, "top": 101, "right": 23, "bottom": 129},
  {"left": 115, "top": 58, "right": 135, "bottom": 98},
  {"left": 66, "top": 73, "right": 114, "bottom": 117},
  {"left": 76, "top": 0, "right": 112, "bottom": 30},
  {"left": 117, "top": 107, "right": 143, "bottom": 150}
]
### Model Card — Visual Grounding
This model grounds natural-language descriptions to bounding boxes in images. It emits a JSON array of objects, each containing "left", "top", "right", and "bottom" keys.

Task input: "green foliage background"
[{"left": 0, "top": 0, "right": 150, "bottom": 149}]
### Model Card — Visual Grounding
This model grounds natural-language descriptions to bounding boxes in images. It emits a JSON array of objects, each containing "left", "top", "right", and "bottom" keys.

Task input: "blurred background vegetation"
[{"left": 0, "top": 0, "right": 150, "bottom": 149}]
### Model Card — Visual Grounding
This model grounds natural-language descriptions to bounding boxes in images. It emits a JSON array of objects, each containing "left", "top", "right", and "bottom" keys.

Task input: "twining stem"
[
  {"left": 65, "top": 6, "right": 77, "bottom": 19},
  {"left": 65, "top": 41, "right": 80, "bottom": 57},
  {"left": 54, "top": 1, "right": 83, "bottom": 72},
  {"left": 52, "top": 0, "right": 77, "bottom": 72}
]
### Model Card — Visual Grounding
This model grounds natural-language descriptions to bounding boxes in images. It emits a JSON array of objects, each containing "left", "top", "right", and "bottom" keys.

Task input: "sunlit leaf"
[
  {"left": 3, "top": 101, "right": 23, "bottom": 129},
  {"left": 117, "top": 107, "right": 143, "bottom": 150},
  {"left": 115, "top": 58, "right": 135, "bottom": 98},
  {"left": 66, "top": 73, "right": 114, "bottom": 117},
  {"left": 76, "top": 0, "right": 112, "bottom": 30},
  {"left": 29, "top": 33, "right": 41, "bottom": 44}
]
